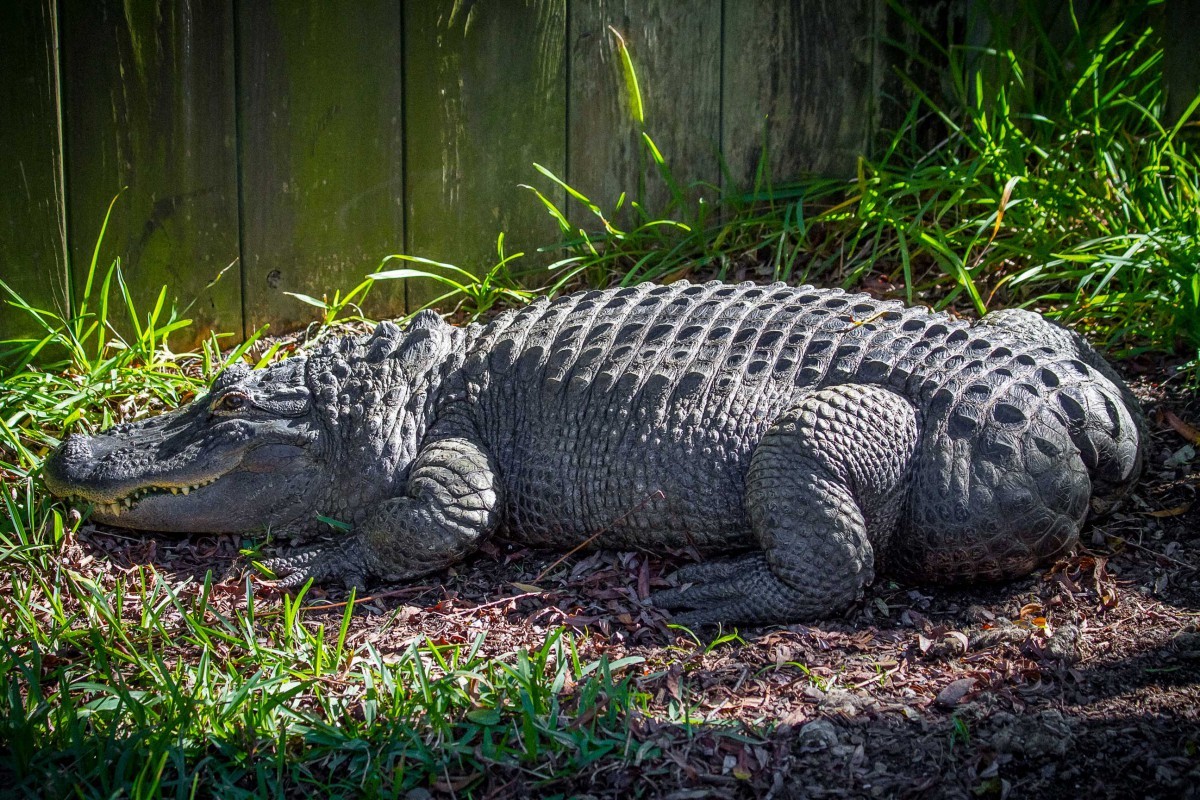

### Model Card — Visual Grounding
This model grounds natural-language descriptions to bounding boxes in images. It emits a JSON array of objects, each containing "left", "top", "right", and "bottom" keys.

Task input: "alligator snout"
[
  {"left": 43, "top": 430, "right": 159, "bottom": 500},
  {"left": 47, "top": 431, "right": 136, "bottom": 476},
  {"left": 43, "top": 433, "right": 100, "bottom": 498},
  {"left": 58, "top": 432, "right": 94, "bottom": 461}
]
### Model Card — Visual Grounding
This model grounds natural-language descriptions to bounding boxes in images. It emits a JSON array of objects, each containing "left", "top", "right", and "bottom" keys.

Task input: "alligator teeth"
[{"left": 85, "top": 479, "right": 219, "bottom": 514}]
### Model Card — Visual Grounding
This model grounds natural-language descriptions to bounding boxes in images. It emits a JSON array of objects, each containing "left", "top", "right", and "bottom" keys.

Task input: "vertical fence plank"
[
  {"left": 723, "top": 0, "right": 881, "bottom": 186},
  {"left": 61, "top": 0, "right": 241, "bottom": 346},
  {"left": 236, "top": 1, "right": 405, "bottom": 334},
  {"left": 1165, "top": 0, "right": 1200, "bottom": 124},
  {"left": 404, "top": 0, "right": 566, "bottom": 308},
  {"left": 0, "top": 0, "right": 68, "bottom": 341},
  {"left": 568, "top": 0, "right": 722, "bottom": 229},
  {"left": 880, "top": 1, "right": 966, "bottom": 149}
]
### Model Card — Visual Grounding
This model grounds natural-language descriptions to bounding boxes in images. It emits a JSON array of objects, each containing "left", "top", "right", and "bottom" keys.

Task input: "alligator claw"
[
  {"left": 650, "top": 586, "right": 742, "bottom": 628},
  {"left": 260, "top": 541, "right": 369, "bottom": 593},
  {"left": 650, "top": 564, "right": 747, "bottom": 627}
]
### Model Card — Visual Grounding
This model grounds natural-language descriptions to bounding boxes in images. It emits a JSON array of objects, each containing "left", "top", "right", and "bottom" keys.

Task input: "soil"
[{"left": 65, "top": 361, "right": 1200, "bottom": 799}]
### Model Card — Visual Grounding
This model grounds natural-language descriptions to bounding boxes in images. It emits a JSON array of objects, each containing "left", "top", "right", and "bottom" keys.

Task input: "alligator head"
[
  {"left": 42, "top": 358, "right": 325, "bottom": 533},
  {"left": 42, "top": 314, "right": 463, "bottom": 538}
]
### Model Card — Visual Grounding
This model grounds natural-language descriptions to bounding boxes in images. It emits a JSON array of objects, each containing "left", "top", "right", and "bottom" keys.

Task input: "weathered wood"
[
  {"left": 403, "top": 0, "right": 566, "bottom": 309},
  {"left": 236, "top": 0, "right": 405, "bottom": 335},
  {"left": 60, "top": 0, "right": 241, "bottom": 346},
  {"left": 881, "top": 1, "right": 967, "bottom": 149},
  {"left": 0, "top": 0, "right": 68, "bottom": 342},
  {"left": 567, "top": 0, "right": 721, "bottom": 226},
  {"left": 1164, "top": 0, "right": 1200, "bottom": 124},
  {"left": 13, "top": 0, "right": 1097, "bottom": 341},
  {"left": 722, "top": 0, "right": 881, "bottom": 185}
]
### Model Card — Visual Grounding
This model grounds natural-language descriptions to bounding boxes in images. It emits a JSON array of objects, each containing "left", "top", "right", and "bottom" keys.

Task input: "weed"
[
  {"left": 785, "top": 662, "right": 834, "bottom": 694},
  {"left": 950, "top": 715, "right": 972, "bottom": 752},
  {"left": 283, "top": 277, "right": 377, "bottom": 329},
  {"left": 372, "top": 233, "right": 563, "bottom": 318}
]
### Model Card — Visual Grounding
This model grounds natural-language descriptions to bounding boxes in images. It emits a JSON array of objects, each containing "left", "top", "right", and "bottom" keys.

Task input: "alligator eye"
[{"left": 213, "top": 392, "right": 249, "bottom": 413}]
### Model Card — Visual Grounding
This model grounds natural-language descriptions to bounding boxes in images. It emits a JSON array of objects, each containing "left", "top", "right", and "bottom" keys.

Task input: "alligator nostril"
[
  {"left": 61, "top": 433, "right": 96, "bottom": 460},
  {"left": 43, "top": 433, "right": 96, "bottom": 496}
]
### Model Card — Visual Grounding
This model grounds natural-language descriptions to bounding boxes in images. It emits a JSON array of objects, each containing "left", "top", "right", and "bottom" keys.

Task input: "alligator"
[{"left": 43, "top": 281, "right": 1143, "bottom": 625}]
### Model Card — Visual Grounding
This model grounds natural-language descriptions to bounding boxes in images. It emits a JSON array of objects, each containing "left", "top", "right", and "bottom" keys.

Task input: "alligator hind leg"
[{"left": 651, "top": 385, "right": 920, "bottom": 626}]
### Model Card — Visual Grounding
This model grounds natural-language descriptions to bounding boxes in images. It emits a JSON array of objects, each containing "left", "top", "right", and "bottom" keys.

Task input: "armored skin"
[{"left": 43, "top": 281, "right": 1143, "bottom": 625}]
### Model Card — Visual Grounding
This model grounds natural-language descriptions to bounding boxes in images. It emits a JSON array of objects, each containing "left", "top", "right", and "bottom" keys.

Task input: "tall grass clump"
[
  {"left": 0, "top": 201, "right": 206, "bottom": 472},
  {"left": 851, "top": 0, "right": 1199, "bottom": 360}
]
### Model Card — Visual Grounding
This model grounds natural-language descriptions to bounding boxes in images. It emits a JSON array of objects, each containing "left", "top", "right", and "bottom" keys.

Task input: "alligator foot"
[
  {"left": 260, "top": 540, "right": 371, "bottom": 593},
  {"left": 652, "top": 554, "right": 838, "bottom": 627}
]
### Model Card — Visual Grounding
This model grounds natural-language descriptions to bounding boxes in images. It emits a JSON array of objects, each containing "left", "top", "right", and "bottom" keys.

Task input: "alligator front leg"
[{"left": 263, "top": 434, "right": 502, "bottom": 590}]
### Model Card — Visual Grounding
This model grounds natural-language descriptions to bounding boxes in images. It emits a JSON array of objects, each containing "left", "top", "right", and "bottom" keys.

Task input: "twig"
[
  {"left": 298, "top": 584, "right": 434, "bottom": 614},
  {"left": 443, "top": 591, "right": 542, "bottom": 618},
  {"left": 852, "top": 664, "right": 902, "bottom": 690},
  {"left": 1105, "top": 535, "right": 1196, "bottom": 571}
]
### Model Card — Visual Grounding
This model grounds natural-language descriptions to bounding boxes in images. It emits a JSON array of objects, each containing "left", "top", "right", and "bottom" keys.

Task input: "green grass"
[
  {"left": 0, "top": 501, "right": 648, "bottom": 797},
  {"left": 1, "top": 2, "right": 1196, "bottom": 797},
  {"left": 370, "top": 233, "right": 568, "bottom": 318},
  {"left": 853, "top": 0, "right": 1199, "bottom": 351}
]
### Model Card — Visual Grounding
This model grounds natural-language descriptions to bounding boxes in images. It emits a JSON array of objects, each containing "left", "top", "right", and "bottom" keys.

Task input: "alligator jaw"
[
  {"left": 47, "top": 441, "right": 320, "bottom": 533},
  {"left": 41, "top": 425, "right": 249, "bottom": 526},
  {"left": 61, "top": 474, "right": 225, "bottom": 519}
]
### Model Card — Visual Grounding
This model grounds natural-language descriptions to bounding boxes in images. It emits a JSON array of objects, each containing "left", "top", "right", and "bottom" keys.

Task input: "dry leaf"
[
  {"left": 935, "top": 677, "right": 977, "bottom": 708},
  {"left": 1164, "top": 410, "right": 1200, "bottom": 444},
  {"left": 1146, "top": 504, "right": 1192, "bottom": 518},
  {"left": 1019, "top": 602, "right": 1044, "bottom": 619}
]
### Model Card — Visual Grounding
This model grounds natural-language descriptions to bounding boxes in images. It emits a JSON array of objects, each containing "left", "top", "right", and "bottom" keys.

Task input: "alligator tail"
[{"left": 981, "top": 309, "right": 1144, "bottom": 510}]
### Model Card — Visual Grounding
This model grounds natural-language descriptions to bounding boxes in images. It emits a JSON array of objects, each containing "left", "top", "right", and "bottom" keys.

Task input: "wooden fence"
[{"left": 1, "top": 0, "right": 1156, "bottom": 345}]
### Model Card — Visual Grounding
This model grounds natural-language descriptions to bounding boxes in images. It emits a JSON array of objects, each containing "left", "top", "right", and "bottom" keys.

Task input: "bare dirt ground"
[{"left": 71, "top": 364, "right": 1199, "bottom": 799}]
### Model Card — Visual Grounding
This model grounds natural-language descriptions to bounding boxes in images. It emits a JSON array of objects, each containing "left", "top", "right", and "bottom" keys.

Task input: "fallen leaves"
[
  {"left": 1161, "top": 409, "right": 1200, "bottom": 445},
  {"left": 935, "top": 677, "right": 978, "bottom": 709}
]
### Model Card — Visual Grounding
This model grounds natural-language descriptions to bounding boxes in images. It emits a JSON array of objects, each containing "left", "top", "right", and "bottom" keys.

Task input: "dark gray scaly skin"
[{"left": 43, "top": 281, "right": 1144, "bottom": 626}]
